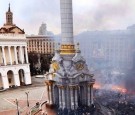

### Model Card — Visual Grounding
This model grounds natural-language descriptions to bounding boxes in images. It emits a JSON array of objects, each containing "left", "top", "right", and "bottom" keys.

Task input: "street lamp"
[
  {"left": 15, "top": 99, "right": 19, "bottom": 115},
  {"left": 25, "top": 91, "right": 29, "bottom": 107}
]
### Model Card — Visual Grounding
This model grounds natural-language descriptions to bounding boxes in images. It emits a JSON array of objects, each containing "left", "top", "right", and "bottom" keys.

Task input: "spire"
[
  {"left": 8, "top": 3, "right": 11, "bottom": 12},
  {"left": 6, "top": 3, "right": 13, "bottom": 25}
]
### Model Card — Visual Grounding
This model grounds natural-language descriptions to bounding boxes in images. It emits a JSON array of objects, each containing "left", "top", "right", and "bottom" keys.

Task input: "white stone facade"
[{"left": 0, "top": 34, "right": 31, "bottom": 89}]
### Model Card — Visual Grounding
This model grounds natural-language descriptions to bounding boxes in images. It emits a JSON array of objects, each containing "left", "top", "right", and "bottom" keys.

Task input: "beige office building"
[{"left": 27, "top": 35, "right": 54, "bottom": 55}]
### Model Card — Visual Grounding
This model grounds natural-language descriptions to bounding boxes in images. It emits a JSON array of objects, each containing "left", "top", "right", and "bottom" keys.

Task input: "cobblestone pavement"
[
  {"left": 0, "top": 86, "right": 45, "bottom": 115},
  {"left": 0, "top": 77, "right": 57, "bottom": 115}
]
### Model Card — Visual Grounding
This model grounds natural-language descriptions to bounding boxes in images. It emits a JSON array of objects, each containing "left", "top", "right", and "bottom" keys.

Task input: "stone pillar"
[
  {"left": 70, "top": 86, "right": 74, "bottom": 110},
  {"left": 75, "top": 87, "right": 78, "bottom": 109},
  {"left": 2, "top": 46, "right": 6, "bottom": 65},
  {"left": 46, "top": 84, "right": 50, "bottom": 104},
  {"left": 60, "top": 0, "right": 74, "bottom": 44},
  {"left": 61, "top": 86, "right": 66, "bottom": 109},
  {"left": 58, "top": 86, "right": 62, "bottom": 108},
  {"left": 14, "top": 74, "right": 20, "bottom": 86},
  {"left": 90, "top": 85, "right": 94, "bottom": 104},
  {"left": 8, "top": 46, "right": 12, "bottom": 65},
  {"left": 2, "top": 75, "right": 9, "bottom": 89},
  {"left": 14, "top": 46, "right": 18, "bottom": 64},
  {"left": 60, "top": 0, "right": 75, "bottom": 55},
  {"left": 24, "top": 72, "right": 31, "bottom": 85},
  {"left": 49, "top": 85, "right": 53, "bottom": 104},
  {"left": 87, "top": 85, "right": 90, "bottom": 106},
  {"left": 25, "top": 46, "right": 29, "bottom": 63},
  {"left": 20, "top": 46, "right": 23, "bottom": 64}
]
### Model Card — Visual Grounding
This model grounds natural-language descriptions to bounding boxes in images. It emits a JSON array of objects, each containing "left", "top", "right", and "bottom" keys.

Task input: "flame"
[
  {"left": 112, "top": 86, "right": 127, "bottom": 93},
  {"left": 93, "top": 83, "right": 127, "bottom": 93},
  {"left": 93, "top": 84, "right": 101, "bottom": 89}
]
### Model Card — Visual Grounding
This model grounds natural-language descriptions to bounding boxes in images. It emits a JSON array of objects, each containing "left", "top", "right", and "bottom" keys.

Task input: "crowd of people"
[{"left": 95, "top": 89, "right": 135, "bottom": 115}]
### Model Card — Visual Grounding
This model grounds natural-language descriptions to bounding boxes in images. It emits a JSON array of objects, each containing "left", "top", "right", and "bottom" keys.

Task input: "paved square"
[{"left": 0, "top": 86, "right": 47, "bottom": 115}]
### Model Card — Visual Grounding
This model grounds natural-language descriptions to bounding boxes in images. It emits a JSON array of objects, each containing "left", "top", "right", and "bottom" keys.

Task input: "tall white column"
[
  {"left": 70, "top": 87, "right": 74, "bottom": 110},
  {"left": 75, "top": 88, "right": 78, "bottom": 109},
  {"left": 8, "top": 46, "right": 12, "bottom": 65},
  {"left": 20, "top": 46, "right": 23, "bottom": 64},
  {"left": 25, "top": 46, "right": 29, "bottom": 63},
  {"left": 59, "top": 87, "right": 62, "bottom": 108},
  {"left": 62, "top": 87, "right": 65, "bottom": 109},
  {"left": 2, "top": 46, "right": 6, "bottom": 65},
  {"left": 14, "top": 74, "right": 20, "bottom": 86},
  {"left": 14, "top": 46, "right": 18, "bottom": 64},
  {"left": 90, "top": 85, "right": 94, "bottom": 104},
  {"left": 88, "top": 86, "right": 90, "bottom": 106},
  {"left": 49, "top": 85, "right": 52, "bottom": 104},
  {"left": 60, "top": 0, "right": 74, "bottom": 44}
]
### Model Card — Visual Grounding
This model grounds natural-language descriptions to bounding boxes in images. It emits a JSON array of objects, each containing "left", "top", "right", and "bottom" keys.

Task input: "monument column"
[{"left": 60, "top": 0, "right": 75, "bottom": 55}]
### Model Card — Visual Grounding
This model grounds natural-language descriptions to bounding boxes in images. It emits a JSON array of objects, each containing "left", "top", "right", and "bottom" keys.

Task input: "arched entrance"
[
  {"left": 54, "top": 85, "right": 59, "bottom": 106},
  {"left": 0, "top": 73, "right": 3, "bottom": 89},
  {"left": 18, "top": 69, "right": 25, "bottom": 85},
  {"left": 7, "top": 70, "right": 15, "bottom": 87}
]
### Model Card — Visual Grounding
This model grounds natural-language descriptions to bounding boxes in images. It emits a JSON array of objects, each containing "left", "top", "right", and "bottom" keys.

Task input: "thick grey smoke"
[
  {"left": 1, "top": 0, "right": 135, "bottom": 35},
  {"left": 125, "top": 71, "right": 135, "bottom": 93}
]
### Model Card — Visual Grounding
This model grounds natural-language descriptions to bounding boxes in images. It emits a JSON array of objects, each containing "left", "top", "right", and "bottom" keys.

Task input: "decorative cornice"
[{"left": 60, "top": 44, "right": 75, "bottom": 55}]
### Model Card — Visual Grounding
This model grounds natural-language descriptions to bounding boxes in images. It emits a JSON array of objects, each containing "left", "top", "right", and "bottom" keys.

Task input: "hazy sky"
[{"left": 0, "top": 0, "right": 135, "bottom": 35}]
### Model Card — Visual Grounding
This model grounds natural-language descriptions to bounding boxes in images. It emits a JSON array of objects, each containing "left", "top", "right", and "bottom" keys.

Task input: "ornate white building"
[{"left": 0, "top": 4, "right": 31, "bottom": 89}]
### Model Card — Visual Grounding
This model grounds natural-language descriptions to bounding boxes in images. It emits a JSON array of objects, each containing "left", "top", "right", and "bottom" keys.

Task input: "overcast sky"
[{"left": 0, "top": 0, "right": 135, "bottom": 35}]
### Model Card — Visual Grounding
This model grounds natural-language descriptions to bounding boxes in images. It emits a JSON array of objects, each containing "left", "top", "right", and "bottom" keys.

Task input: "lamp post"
[
  {"left": 15, "top": 99, "right": 19, "bottom": 115},
  {"left": 25, "top": 91, "right": 29, "bottom": 107}
]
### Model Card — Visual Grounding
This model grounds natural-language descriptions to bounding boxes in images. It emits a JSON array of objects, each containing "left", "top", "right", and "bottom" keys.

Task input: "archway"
[
  {"left": 18, "top": 69, "right": 25, "bottom": 85},
  {"left": 54, "top": 85, "right": 59, "bottom": 107},
  {"left": 0, "top": 73, "right": 3, "bottom": 89},
  {"left": 7, "top": 70, "right": 15, "bottom": 87}
]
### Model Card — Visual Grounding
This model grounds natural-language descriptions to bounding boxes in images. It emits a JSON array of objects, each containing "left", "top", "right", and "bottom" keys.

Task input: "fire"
[
  {"left": 93, "top": 83, "right": 127, "bottom": 93},
  {"left": 112, "top": 86, "right": 127, "bottom": 93},
  {"left": 93, "top": 84, "right": 101, "bottom": 89}
]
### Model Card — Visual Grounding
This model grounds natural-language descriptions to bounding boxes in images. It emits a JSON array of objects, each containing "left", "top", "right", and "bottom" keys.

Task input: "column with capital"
[
  {"left": 25, "top": 46, "right": 29, "bottom": 63},
  {"left": 75, "top": 87, "right": 78, "bottom": 109},
  {"left": 2, "top": 46, "right": 6, "bottom": 65},
  {"left": 61, "top": 86, "right": 66, "bottom": 109},
  {"left": 20, "top": 46, "right": 24, "bottom": 64},
  {"left": 87, "top": 85, "right": 90, "bottom": 106},
  {"left": 14, "top": 46, "right": 18, "bottom": 64},
  {"left": 70, "top": 86, "right": 75, "bottom": 110},
  {"left": 8, "top": 46, "right": 12, "bottom": 65},
  {"left": 49, "top": 84, "right": 53, "bottom": 104},
  {"left": 58, "top": 86, "right": 62, "bottom": 108},
  {"left": 90, "top": 85, "right": 94, "bottom": 104}
]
